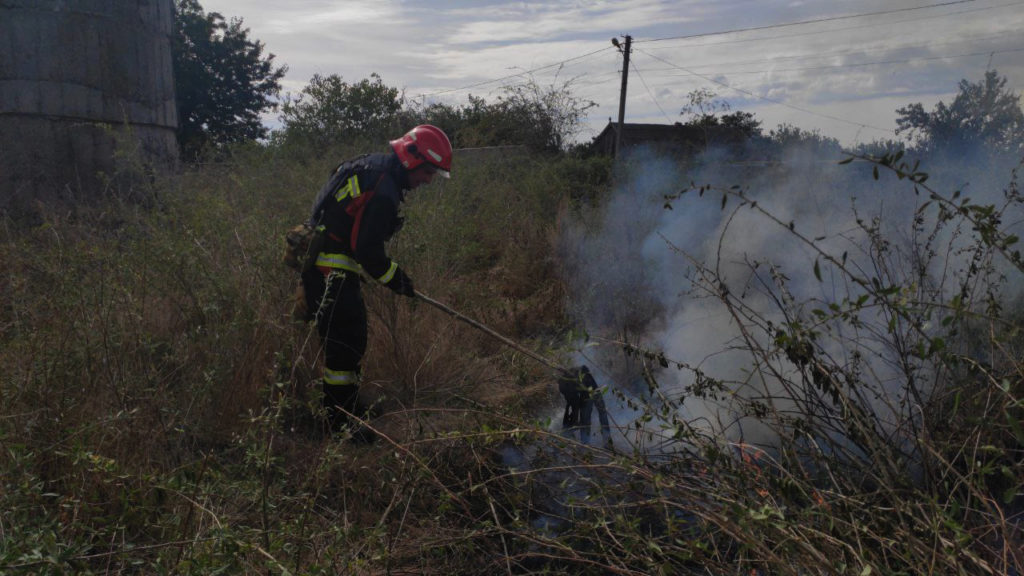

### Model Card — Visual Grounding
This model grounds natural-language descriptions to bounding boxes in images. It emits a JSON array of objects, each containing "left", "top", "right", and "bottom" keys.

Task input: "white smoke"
[{"left": 560, "top": 142, "right": 1023, "bottom": 452}]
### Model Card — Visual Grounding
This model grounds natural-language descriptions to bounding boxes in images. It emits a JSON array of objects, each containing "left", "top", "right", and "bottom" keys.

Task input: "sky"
[{"left": 205, "top": 0, "right": 1024, "bottom": 147}]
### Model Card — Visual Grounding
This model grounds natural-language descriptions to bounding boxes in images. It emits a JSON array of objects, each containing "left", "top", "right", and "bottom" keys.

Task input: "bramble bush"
[{"left": 527, "top": 147, "right": 1023, "bottom": 574}]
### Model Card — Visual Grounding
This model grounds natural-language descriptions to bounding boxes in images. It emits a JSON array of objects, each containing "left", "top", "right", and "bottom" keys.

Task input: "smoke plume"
[{"left": 559, "top": 141, "right": 1023, "bottom": 452}]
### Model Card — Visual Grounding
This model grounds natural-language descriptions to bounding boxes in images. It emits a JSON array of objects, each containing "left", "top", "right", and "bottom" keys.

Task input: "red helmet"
[{"left": 390, "top": 125, "right": 452, "bottom": 178}]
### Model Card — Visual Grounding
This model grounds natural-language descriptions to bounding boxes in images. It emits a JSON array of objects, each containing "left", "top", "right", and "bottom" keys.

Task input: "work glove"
[{"left": 386, "top": 268, "right": 416, "bottom": 298}]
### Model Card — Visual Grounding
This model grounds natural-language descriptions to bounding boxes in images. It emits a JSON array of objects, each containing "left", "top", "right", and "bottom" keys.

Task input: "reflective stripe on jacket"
[{"left": 309, "top": 152, "right": 408, "bottom": 284}]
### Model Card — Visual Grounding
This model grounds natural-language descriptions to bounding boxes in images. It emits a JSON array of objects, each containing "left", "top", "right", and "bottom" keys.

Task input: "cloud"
[
  {"left": 413, "top": 39, "right": 618, "bottom": 85},
  {"left": 300, "top": 5, "right": 401, "bottom": 25},
  {"left": 445, "top": 0, "right": 696, "bottom": 45},
  {"left": 205, "top": 0, "right": 1023, "bottom": 147},
  {"left": 255, "top": 0, "right": 407, "bottom": 34}
]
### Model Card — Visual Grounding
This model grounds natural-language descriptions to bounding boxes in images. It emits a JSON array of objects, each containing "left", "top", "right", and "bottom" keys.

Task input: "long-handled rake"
[{"left": 414, "top": 290, "right": 565, "bottom": 372}]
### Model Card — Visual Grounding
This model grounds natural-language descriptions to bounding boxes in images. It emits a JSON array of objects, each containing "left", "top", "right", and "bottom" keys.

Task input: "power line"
[
  {"left": 402, "top": 0, "right": 1020, "bottom": 138},
  {"left": 678, "top": 46, "right": 1024, "bottom": 77},
  {"left": 571, "top": 69, "right": 625, "bottom": 87},
  {"left": 638, "top": 0, "right": 1024, "bottom": 51},
  {"left": 634, "top": 45, "right": 1024, "bottom": 79},
  {"left": 634, "top": 48, "right": 894, "bottom": 134},
  {"left": 630, "top": 59, "right": 674, "bottom": 124},
  {"left": 639, "top": 30, "right": 1021, "bottom": 73},
  {"left": 407, "top": 0, "right": 1021, "bottom": 106},
  {"left": 636, "top": 0, "right": 978, "bottom": 44},
  {"left": 412, "top": 45, "right": 615, "bottom": 99},
  {"left": 623, "top": 40, "right": 1022, "bottom": 133}
]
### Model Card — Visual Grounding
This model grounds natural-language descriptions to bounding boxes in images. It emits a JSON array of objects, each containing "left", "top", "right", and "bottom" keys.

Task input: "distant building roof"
[{"left": 592, "top": 121, "right": 748, "bottom": 156}]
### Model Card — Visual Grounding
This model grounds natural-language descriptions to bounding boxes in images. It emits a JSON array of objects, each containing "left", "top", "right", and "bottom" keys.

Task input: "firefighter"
[
  {"left": 303, "top": 124, "right": 452, "bottom": 439},
  {"left": 558, "top": 365, "right": 611, "bottom": 445}
]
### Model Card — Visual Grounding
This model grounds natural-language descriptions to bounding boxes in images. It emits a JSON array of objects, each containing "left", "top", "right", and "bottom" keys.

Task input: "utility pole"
[{"left": 614, "top": 34, "right": 631, "bottom": 158}]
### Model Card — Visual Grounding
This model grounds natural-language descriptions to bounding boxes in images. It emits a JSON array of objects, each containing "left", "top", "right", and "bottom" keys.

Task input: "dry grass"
[
  {"left": 0, "top": 142, "right": 589, "bottom": 574},
  {"left": 2, "top": 141, "right": 1020, "bottom": 575}
]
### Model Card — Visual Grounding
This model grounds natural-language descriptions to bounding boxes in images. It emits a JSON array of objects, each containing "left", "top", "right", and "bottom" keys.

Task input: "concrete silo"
[{"left": 0, "top": 0, "right": 178, "bottom": 211}]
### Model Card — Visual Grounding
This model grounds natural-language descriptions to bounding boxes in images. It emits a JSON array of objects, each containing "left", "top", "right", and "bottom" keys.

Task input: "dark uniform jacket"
[{"left": 308, "top": 151, "right": 412, "bottom": 293}]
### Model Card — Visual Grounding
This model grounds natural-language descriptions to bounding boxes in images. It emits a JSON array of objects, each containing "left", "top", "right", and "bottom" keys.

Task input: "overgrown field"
[
  {"left": 1, "top": 140, "right": 1022, "bottom": 575},
  {"left": 0, "top": 141, "right": 605, "bottom": 573}
]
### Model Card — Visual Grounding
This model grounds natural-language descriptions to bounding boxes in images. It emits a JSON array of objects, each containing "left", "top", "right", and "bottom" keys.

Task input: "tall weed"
[{"left": 0, "top": 140, "right": 587, "bottom": 573}]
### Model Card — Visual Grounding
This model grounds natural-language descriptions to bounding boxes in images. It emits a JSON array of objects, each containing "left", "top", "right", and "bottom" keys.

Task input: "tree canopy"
[
  {"left": 172, "top": 0, "right": 286, "bottom": 159},
  {"left": 456, "top": 77, "right": 596, "bottom": 151},
  {"left": 278, "top": 73, "right": 405, "bottom": 149},
  {"left": 677, "top": 88, "right": 760, "bottom": 135},
  {"left": 769, "top": 123, "right": 841, "bottom": 153},
  {"left": 276, "top": 73, "right": 595, "bottom": 154},
  {"left": 896, "top": 69, "right": 1024, "bottom": 155}
]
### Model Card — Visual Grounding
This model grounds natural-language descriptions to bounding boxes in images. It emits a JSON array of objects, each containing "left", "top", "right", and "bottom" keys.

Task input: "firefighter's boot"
[{"left": 322, "top": 383, "right": 375, "bottom": 444}]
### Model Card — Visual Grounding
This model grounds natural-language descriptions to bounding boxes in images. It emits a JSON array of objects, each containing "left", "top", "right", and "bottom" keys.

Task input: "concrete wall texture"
[{"left": 0, "top": 0, "right": 178, "bottom": 210}]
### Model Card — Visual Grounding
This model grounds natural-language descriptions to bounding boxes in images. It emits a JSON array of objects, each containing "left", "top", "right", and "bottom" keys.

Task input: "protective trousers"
[
  {"left": 303, "top": 268, "right": 368, "bottom": 431},
  {"left": 558, "top": 369, "right": 611, "bottom": 445}
]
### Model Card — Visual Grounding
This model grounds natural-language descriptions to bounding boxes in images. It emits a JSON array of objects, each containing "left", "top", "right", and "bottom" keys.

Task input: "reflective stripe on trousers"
[
  {"left": 324, "top": 367, "right": 359, "bottom": 386},
  {"left": 310, "top": 268, "right": 368, "bottom": 390}
]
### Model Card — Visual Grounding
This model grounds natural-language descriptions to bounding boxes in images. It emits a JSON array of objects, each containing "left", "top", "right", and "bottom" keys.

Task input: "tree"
[
  {"left": 409, "top": 101, "right": 464, "bottom": 148},
  {"left": 718, "top": 111, "right": 762, "bottom": 138},
  {"left": 769, "top": 123, "right": 841, "bottom": 153},
  {"left": 679, "top": 89, "right": 762, "bottom": 135},
  {"left": 409, "top": 75, "right": 596, "bottom": 152},
  {"left": 172, "top": 0, "right": 286, "bottom": 159},
  {"left": 895, "top": 69, "right": 1024, "bottom": 154},
  {"left": 488, "top": 75, "right": 597, "bottom": 151},
  {"left": 279, "top": 73, "right": 405, "bottom": 150},
  {"left": 679, "top": 87, "right": 731, "bottom": 128},
  {"left": 677, "top": 88, "right": 764, "bottom": 151},
  {"left": 851, "top": 138, "right": 907, "bottom": 157}
]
